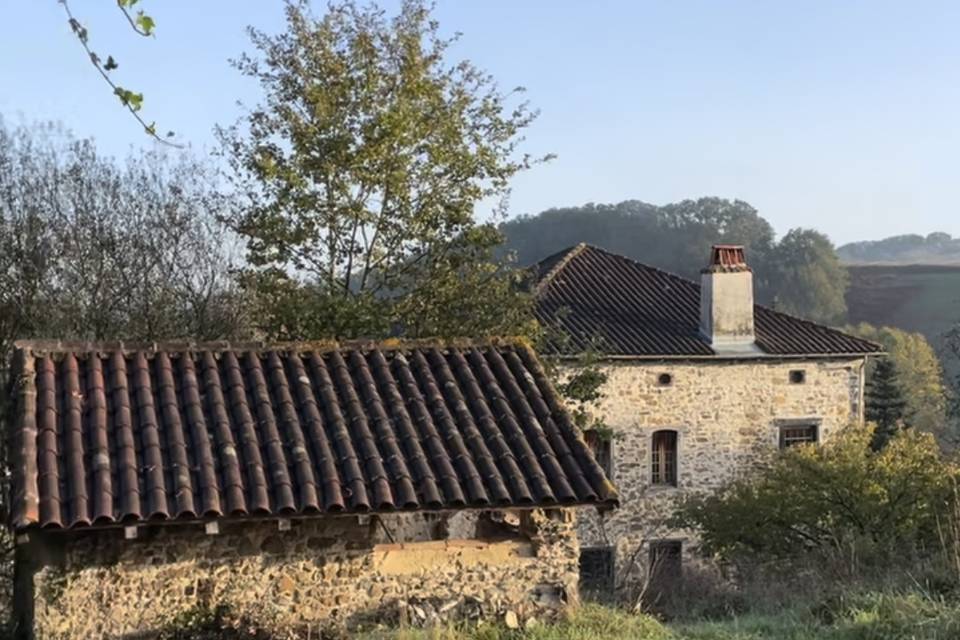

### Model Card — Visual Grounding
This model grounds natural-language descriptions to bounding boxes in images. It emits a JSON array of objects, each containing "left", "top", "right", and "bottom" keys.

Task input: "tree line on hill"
[{"left": 839, "top": 232, "right": 960, "bottom": 265}]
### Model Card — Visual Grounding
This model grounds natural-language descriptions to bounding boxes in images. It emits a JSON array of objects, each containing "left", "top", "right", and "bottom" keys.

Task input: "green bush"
[{"left": 672, "top": 426, "right": 959, "bottom": 572}]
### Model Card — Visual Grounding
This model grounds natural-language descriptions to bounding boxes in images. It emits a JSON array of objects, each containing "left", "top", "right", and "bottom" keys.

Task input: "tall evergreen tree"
[
  {"left": 845, "top": 323, "right": 947, "bottom": 437},
  {"left": 866, "top": 357, "right": 908, "bottom": 450}
]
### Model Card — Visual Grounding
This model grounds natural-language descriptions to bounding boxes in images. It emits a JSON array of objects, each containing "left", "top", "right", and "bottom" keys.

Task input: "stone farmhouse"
[
  {"left": 531, "top": 243, "right": 882, "bottom": 597},
  {"left": 8, "top": 339, "right": 617, "bottom": 639}
]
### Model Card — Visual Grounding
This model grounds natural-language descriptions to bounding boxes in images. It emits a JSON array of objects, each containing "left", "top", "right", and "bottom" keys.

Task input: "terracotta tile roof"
[
  {"left": 533, "top": 244, "right": 882, "bottom": 358},
  {"left": 703, "top": 245, "right": 751, "bottom": 273},
  {"left": 8, "top": 339, "right": 617, "bottom": 531}
]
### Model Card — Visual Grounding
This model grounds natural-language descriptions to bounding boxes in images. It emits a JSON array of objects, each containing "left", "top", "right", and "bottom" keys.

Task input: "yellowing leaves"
[{"left": 673, "top": 425, "right": 958, "bottom": 567}]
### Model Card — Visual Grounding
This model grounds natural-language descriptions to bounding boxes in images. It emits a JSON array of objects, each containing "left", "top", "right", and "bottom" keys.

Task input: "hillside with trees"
[{"left": 838, "top": 232, "right": 960, "bottom": 265}]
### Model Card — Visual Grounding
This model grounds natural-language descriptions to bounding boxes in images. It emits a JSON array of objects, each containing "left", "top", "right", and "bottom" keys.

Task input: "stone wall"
[
  {"left": 19, "top": 509, "right": 578, "bottom": 639},
  {"left": 573, "top": 357, "right": 866, "bottom": 592}
]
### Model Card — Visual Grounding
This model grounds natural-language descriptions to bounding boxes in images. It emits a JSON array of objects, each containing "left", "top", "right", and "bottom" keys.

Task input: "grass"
[
  {"left": 356, "top": 605, "right": 670, "bottom": 640},
  {"left": 355, "top": 592, "right": 960, "bottom": 640}
]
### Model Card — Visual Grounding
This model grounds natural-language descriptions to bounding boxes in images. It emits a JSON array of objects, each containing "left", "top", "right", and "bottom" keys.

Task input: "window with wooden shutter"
[{"left": 651, "top": 430, "right": 678, "bottom": 486}]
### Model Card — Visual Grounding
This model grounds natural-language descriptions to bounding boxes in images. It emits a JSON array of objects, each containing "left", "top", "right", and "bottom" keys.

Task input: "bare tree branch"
[{"left": 58, "top": 0, "right": 181, "bottom": 147}]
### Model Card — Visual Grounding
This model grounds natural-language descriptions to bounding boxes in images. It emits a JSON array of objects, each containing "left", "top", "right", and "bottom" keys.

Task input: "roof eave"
[
  {"left": 12, "top": 499, "right": 620, "bottom": 535},
  {"left": 549, "top": 351, "right": 883, "bottom": 362}
]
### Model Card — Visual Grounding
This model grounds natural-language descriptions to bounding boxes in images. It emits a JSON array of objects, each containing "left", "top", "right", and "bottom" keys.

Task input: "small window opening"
[
  {"left": 651, "top": 430, "right": 678, "bottom": 486},
  {"left": 779, "top": 423, "right": 818, "bottom": 448},
  {"left": 584, "top": 430, "right": 612, "bottom": 478},
  {"left": 580, "top": 547, "right": 615, "bottom": 597},
  {"left": 657, "top": 373, "right": 673, "bottom": 386},
  {"left": 789, "top": 370, "right": 806, "bottom": 384},
  {"left": 474, "top": 511, "right": 521, "bottom": 540}
]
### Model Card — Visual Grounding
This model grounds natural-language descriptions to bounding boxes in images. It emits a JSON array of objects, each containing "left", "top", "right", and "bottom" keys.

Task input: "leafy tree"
[
  {"left": 554, "top": 349, "right": 610, "bottom": 436},
  {"left": 672, "top": 426, "right": 956, "bottom": 571},
  {"left": 766, "top": 228, "right": 848, "bottom": 324},
  {"left": 219, "top": 0, "right": 542, "bottom": 341},
  {"left": 500, "top": 198, "right": 776, "bottom": 284},
  {"left": 865, "top": 357, "right": 908, "bottom": 450},
  {"left": 845, "top": 323, "right": 947, "bottom": 438},
  {"left": 658, "top": 197, "right": 777, "bottom": 286}
]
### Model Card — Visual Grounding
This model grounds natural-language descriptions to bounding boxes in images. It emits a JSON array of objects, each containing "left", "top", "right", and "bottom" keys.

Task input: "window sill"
[{"left": 647, "top": 484, "right": 681, "bottom": 495}]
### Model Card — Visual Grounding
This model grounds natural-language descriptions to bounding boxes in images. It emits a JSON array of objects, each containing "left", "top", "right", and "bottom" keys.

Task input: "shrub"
[{"left": 672, "top": 425, "right": 960, "bottom": 573}]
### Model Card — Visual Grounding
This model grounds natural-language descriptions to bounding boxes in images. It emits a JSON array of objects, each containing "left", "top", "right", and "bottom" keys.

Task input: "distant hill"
[
  {"left": 838, "top": 233, "right": 960, "bottom": 265},
  {"left": 846, "top": 264, "right": 960, "bottom": 352}
]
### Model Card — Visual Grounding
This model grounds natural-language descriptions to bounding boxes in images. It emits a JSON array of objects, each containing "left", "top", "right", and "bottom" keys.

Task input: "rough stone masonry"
[
  {"left": 21, "top": 509, "right": 579, "bottom": 639},
  {"left": 575, "top": 356, "right": 866, "bottom": 591}
]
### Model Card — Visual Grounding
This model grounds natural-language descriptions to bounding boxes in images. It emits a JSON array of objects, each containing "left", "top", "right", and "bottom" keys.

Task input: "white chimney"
[{"left": 700, "top": 245, "right": 757, "bottom": 351}]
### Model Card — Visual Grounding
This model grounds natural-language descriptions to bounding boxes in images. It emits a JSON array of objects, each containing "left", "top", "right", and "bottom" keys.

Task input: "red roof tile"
[
  {"left": 703, "top": 245, "right": 751, "bottom": 273},
  {"left": 9, "top": 339, "right": 617, "bottom": 531}
]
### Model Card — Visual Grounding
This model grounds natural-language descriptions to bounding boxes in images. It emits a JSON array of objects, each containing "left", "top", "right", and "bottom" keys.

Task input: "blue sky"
[{"left": 2, "top": 1, "right": 959, "bottom": 245}]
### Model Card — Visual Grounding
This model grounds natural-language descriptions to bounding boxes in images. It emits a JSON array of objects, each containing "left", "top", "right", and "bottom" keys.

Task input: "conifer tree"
[{"left": 866, "top": 357, "right": 908, "bottom": 450}]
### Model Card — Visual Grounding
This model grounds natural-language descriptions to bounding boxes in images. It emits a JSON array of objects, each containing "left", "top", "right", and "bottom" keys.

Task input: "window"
[
  {"left": 778, "top": 421, "right": 819, "bottom": 448},
  {"left": 648, "top": 540, "right": 682, "bottom": 585},
  {"left": 651, "top": 430, "right": 678, "bottom": 486},
  {"left": 579, "top": 547, "right": 615, "bottom": 596},
  {"left": 657, "top": 373, "right": 673, "bottom": 386},
  {"left": 789, "top": 370, "right": 806, "bottom": 384},
  {"left": 584, "top": 430, "right": 612, "bottom": 478}
]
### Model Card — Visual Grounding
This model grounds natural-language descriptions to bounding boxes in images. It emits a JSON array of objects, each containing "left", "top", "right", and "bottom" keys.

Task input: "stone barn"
[
  {"left": 7, "top": 339, "right": 617, "bottom": 639},
  {"left": 532, "top": 244, "right": 882, "bottom": 597}
]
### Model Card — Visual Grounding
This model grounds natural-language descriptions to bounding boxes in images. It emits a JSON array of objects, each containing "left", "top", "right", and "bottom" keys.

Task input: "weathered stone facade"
[
  {"left": 574, "top": 356, "right": 867, "bottom": 592},
  {"left": 18, "top": 509, "right": 578, "bottom": 639}
]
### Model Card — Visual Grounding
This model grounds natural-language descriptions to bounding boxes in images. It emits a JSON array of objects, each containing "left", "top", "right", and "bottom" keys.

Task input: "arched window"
[{"left": 651, "top": 430, "right": 678, "bottom": 486}]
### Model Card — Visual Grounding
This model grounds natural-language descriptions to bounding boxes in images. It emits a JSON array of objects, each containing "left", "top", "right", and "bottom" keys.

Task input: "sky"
[{"left": 2, "top": 1, "right": 959, "bottom": 246}]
